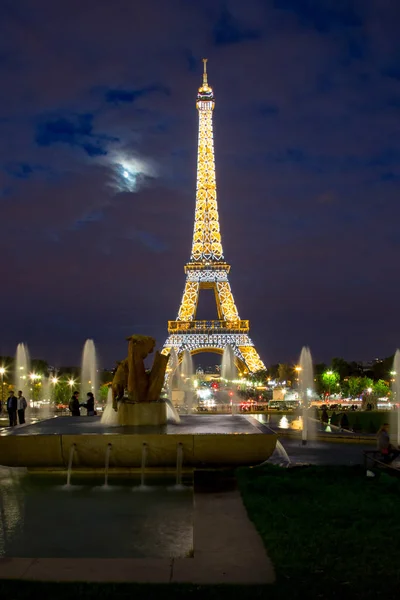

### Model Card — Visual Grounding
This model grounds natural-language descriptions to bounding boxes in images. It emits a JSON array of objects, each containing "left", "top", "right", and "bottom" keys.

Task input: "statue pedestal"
[{"left": 117, "top": 401, "right": 167, "bottom": 426}]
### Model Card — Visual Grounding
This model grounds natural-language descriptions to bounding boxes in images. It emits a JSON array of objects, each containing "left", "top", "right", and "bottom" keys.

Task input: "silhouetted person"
[
  {"left": 83, "top": 392, "right": 95, "bottom": 416},
  {"left": 330, "top": 411, "right": 338, "bottom": 427},
  {"left": 377, "top": 423, "right": 400, "bottom": 464},
  {"left": 6, "top": 391, "right": 17, "bottom": 426},
  {"left": 17, "top": 390, "right": 27, "bottom": 424},
  {"left": 340, "top": 413, "right": 349, "bottom": 430},
  {"left": 69, "top": 391, "right": 81, "bottom": 416},
  {"left": 321, "top": 409, "right": 329, "bottom": 424}
]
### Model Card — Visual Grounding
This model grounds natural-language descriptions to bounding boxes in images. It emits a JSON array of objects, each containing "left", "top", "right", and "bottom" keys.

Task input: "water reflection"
[
  {"left": 279, "top": 416, "right": 289, "bottom": 429},
  {"left": 0, "top": 468, "right": 25, "bottom": 555},
  {"left": 0, "top": 472, "right": 193, "bottom": 559}
]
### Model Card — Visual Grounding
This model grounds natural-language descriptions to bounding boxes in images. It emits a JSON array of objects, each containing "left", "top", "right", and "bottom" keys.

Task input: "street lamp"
[
  {"left": 0, "top": 367, "right": 5, "bottom": 408},
  {"left": 325, "top": 370, "right": 334, "bottom": 399}
]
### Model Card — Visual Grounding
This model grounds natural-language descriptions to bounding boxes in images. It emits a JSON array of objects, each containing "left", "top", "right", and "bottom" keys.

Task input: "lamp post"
[
  {"left": 0, "top": 367, "right": 5, "bottom": 410},
  {"left": 326, "top": 370, "right": 333, "bottom": 399}
]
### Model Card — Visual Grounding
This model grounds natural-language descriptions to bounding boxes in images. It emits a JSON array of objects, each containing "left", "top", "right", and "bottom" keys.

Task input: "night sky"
[{"left": 1, "top": 0, "right": 400, "bottom": 368}]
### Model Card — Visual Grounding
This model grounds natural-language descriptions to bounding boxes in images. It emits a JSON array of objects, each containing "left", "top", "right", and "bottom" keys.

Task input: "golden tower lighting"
[{"left": 162, "top": 59, "right": 265, "bottom": 374}]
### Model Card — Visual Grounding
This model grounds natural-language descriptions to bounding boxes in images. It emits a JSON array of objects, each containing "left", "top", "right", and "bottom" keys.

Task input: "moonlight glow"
[{"left": 107, "top": 150, "right": 156, "bottom": 192}]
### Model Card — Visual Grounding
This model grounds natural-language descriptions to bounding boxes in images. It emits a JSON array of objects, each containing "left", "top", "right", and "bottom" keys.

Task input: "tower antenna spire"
[{"left": 202, "top": 58, "right": 208, "bottom": 85}]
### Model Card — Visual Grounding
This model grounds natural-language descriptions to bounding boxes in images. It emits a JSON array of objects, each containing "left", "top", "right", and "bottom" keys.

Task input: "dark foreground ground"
[{"left": 1, "top": 463, "right": 400, "bottom": 599}]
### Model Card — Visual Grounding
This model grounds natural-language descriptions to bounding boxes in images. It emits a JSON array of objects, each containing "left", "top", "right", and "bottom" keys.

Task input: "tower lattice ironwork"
[{"left": 162, "top": 59, "right": 265, "bottom": 373}]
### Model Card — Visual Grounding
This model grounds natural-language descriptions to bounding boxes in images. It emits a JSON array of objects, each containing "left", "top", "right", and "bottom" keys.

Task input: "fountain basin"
[
  {"left": 0, "top": 415, "right": 276, "bottom": 469},
  {"left": 117, "top": 401, "right": 167, "bottom": 426}
]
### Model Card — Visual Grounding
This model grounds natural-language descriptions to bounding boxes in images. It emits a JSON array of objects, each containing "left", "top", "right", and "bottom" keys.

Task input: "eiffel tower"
[{"left": 162, "top": 59, "right": 265, "bottom": 374}]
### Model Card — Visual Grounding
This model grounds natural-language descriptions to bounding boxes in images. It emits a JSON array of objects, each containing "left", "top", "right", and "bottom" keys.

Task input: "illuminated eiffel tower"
[{"left": 162, "top": 60, "right": 265, "bottom": 374}]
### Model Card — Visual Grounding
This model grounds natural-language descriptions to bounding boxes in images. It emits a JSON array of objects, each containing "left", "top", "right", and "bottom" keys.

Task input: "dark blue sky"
[{"left": 1, "top": 0, "right": 400, "bottom": 368}]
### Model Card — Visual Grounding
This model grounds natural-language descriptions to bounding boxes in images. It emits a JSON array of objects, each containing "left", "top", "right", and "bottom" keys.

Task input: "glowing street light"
[
  {"left": 68, "top": 378, "right": 75, "bottom": 388},
  {"left": 51, "top": 377, "right": 58, "bottom": 385},
  {"left": 0, "top": 367, "right": 6, "bottom": 406}
]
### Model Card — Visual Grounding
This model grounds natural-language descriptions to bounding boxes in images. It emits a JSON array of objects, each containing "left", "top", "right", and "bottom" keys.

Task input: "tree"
[
  {"left": 346, "top": 376, "right": 373, "bottom": 398},
  {"left": 278, "top": 364, "right": 294, "bottom": 385},
  {"left": 321, "top": 370, "right": 340, "bottom": 397},
  {"left": 331, "top": 357, "right": 351, "bottom": 380},
  {"left": 373, "top": 379, "right": 389, "bottom": 398},
  {"left": 267, "top": 364, "right": 279, "bottom": 380},
  {"left": 31, "top": 359, "right": 49, "bottom": 375}
]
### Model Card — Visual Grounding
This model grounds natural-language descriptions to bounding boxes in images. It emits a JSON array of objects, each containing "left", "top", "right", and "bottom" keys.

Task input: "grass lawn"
[
  {"left": 237, "top": 464, "right": 400, "bottom": 598},
  {"left": 1, "top": 465, "right": 399, "bottom": 599}
]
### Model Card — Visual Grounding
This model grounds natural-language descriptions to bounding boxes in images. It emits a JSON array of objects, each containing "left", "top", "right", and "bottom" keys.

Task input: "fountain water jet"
[
  {"left": 66, "top": 444, "right": 76, "bottom": 487},
  {"left": 299, "top": 347, "right": 315, "bottom": 445},
  {"left": 14, "top": 343, "right": 31, "bottom": 399},
  {"left": 221, "top": 345, "right": 239, "bottom": 414},
  {"left": 104, "top": 443, "right": 112, "bottom": 487},
  {"left": 101, "top": 386, "right": 119, "bottom": 426},
  {"left": 39, "top": 376, "right": 52, "bottom": 420},
  {"left": 81, "top": 339, "right": 98, "bottom": 405},
  {"left": 166, "top": 400, "right": 181, "bottom": 424},
  {"left": 260, "top": 440, "right": 291, "bottom": 467},
  {"left": 221, "top": 345, "right": 237, "bottom": 381},
  {"left": 179, "top": 350, "right": 194, "bottom": 413},
  {"left": 167, "top": 348, "right": 179, "bottom": 403},
  {"left": 391, "top": 350, "right": 400, "bottom": 446}
]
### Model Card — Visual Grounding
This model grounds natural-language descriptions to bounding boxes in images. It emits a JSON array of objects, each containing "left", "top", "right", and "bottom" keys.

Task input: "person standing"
[
  {"left": 6, "top": 391, "right": 17, "bottom": 427},
  {"left": 83, "top": 392, "right": 96, "bottom": 416},
  {"left": 17, "top": 390, "right": 27, "bottom": 425},
  {"left": 69, "top": 391, "right": 81, "bottom": 416}
]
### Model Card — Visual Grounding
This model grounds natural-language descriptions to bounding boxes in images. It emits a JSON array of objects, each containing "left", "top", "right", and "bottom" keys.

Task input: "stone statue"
[
  {"left": 111, "top": 335, "right": 169, "bottom": 409},
  {"left": 112, "top": 359, "right": 128, "bottom": 410}
]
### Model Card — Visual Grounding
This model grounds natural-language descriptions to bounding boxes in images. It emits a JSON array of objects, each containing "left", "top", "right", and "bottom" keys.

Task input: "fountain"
[
  {"left": 167, "top": 348, "right": 179, "bottom": 403},
  {"left": 1, "top": 334, "right": 277, "bottom": 470},
  {"left": 391, "top": 350, "right": 400, "bottom": 446},
  {"left": 179, "top": 350, "right": 194, "bottom": 414},
  {"left": 81, "top": 339, "right": 98, "bottom": 404},
  {"left": 39, "top": 376, "right": 52, "bottom": 420},
  {"left": 166, "top": 400, "right": 181, "bottom": 424},
  {"left": 101, "top": 386, "right": 119, "bottom": 425},
  {"left": 14, "top": 343, "right": 30, "bottom": 399},
  {"left": 66, "top": 444, "right": 76, "bottom": 487},
  {"left": 221, "top": 344, "right": 237, "bottom": 381},
  {"left": 299, "top": 346, "right": 315, "bottom": 445},
  {"left": 104, "top": 443, "right": 112, "bottom": 487},
  {"left": 221, "top": 345, "right": 239, "bottom": 414}
]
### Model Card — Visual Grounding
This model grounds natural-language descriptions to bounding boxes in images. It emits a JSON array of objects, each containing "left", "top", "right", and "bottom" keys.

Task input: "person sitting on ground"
[
  {"left": 69, "top": 391, "right": 81, "bottom": 417},
  {"left": 377, "top": 423, "right": 400, "bottom": 464},
  {"left": 83, "top": 391, "right": 96, "bottom": 416}
]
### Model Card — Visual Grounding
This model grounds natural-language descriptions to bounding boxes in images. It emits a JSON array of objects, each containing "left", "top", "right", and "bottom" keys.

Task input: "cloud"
[
  {"left": 213, "top": 7, "right": 262, "bottom": 45},
  {"left": 105, "top": 84, "right": 170, "bottom": 105},
  {"left": 4, "top": 162, "right": 34, "bottom": 179},
  {"left": 35, "top": 113, "right": 119, "bottom": 156}
]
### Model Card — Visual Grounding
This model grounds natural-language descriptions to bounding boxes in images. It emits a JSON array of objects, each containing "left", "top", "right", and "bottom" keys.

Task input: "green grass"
[{"left": 237, "top": 464, "right": 400, "bottom": 598}]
